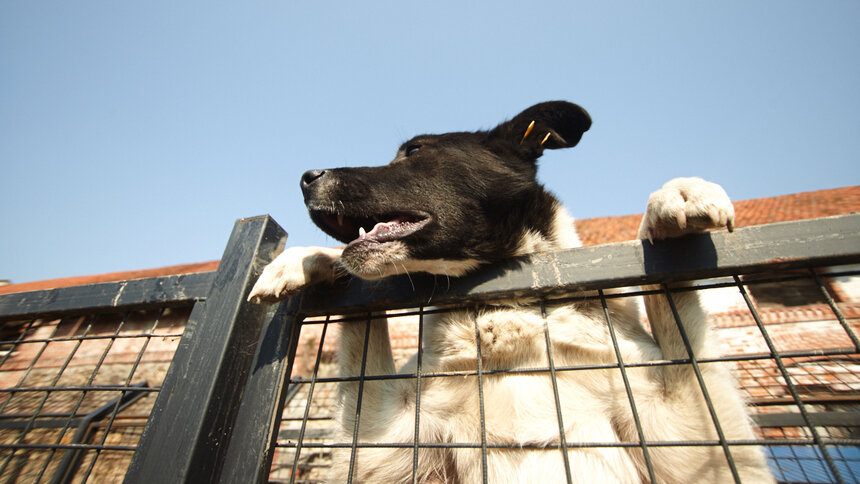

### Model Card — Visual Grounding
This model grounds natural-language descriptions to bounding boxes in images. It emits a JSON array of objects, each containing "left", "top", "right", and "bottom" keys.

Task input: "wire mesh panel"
[
  {"left": 269, "top": 264, "right": 859, "bottom": 484},
  {"left": 730, "top": 269, "right": 860, "bottom": 483},
  {"left": 0, "top": 304, "right": 191, "bottom": 483}
]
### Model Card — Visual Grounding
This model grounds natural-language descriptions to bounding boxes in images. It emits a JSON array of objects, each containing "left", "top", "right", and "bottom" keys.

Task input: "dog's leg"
[
  {"left": 336, "top": 316, "right": 402, "bottom": 430},
  {"left": 247, "top": 246, "right": 343, "bottom": 302},
  {"left": 637, "top": 177, "right": 734, "bottom": 366},
  {"left": 634, "top": 178, "right": 773, "bottom": 482},
  {"left": 248, "top": 247, "right": 441, "bottom": 481},
  {"left": 637, "top": 178, "right": 735, "bottom": 390},
  {"left": 333, "top": 316, "right": 423, "bottom": 482}
]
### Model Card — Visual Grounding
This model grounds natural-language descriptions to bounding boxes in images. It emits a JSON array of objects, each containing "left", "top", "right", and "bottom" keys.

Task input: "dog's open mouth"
[{"left": 311, "top": 210, "right": 432, "bottom": 247}]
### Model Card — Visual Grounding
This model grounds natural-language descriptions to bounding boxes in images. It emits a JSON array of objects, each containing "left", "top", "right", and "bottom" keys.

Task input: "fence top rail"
[
  {"left": 1, "top": 213, "right": 857, "bottom": 321},
  {"left": 0, "top": 271, "right": 215, "bottom": 320},
  {"left": 294, "top": 213, "right": 860, "bottom": 316}
]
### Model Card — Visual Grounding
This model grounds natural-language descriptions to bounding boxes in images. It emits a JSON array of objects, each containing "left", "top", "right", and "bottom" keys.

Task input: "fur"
[{"left": 249, "top": 101, "right": 773, "bottom": 483}]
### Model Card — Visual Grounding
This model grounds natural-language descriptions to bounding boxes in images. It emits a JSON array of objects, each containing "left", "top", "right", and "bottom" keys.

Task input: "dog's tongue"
[{"left": 357, "top": 217, "right": 412, "bottom": 242}]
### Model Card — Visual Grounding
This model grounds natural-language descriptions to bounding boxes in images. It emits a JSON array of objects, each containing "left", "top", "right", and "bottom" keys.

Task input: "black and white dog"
[{"left": 250, "top": 102, "right": 773, "bottom": 483}]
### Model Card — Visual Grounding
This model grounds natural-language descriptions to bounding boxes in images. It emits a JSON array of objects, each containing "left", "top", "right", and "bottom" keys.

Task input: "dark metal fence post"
[
  {"left": 219, "top": 297, "right": 305, "bottom": 484},
  {"left": 124, "top": 215, "right": 288, "bottom": 484}
]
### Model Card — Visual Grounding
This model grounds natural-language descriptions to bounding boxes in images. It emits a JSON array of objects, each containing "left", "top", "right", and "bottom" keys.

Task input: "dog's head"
[{"left": 300, "top": 101, "right": 591, "bottom": 280}]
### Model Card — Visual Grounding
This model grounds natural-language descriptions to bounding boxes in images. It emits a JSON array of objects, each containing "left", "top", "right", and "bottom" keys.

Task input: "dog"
[{"left": 249, "top": 101, "right": 774, "bottom": 483}]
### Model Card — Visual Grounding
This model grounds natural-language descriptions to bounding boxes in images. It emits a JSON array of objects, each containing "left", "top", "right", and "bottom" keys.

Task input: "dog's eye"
[{"left": 405, "top": 145, "right": 421, "bottom": 156}]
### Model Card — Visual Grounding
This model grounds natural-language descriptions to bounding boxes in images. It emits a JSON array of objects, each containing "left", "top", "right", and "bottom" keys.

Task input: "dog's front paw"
[
  {"left": 247, "top": 246, "right": 344, "bottom": 303},
  {"left": 638, "top": 177, "right": 735, "bottom": 243}
]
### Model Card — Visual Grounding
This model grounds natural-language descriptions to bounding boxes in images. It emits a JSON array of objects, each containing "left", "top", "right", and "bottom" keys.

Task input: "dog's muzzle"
[{"left": 299, "top": 168, "right": 432, "bottom": 247}]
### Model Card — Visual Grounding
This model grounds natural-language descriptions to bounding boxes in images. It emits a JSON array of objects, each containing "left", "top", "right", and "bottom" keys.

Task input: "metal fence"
[{"left": 0, "top": 214, "right": 858, "bottom": 483}]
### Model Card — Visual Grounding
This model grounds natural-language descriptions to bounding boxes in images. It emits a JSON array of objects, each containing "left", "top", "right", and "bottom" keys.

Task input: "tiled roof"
[
  {"left": 0, "top": 261, "right": 219, "bottom": 295},
  {"left": 1, "top": 185, "right": 856, "bottom": 294},
  {"left": 577, "top": 185, "right": 859, "bottom": 246}
]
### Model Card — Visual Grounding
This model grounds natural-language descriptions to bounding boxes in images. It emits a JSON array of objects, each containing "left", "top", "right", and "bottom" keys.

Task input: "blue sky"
[{"left": 1, "top": 1, "right": 858, "bottom": 284}]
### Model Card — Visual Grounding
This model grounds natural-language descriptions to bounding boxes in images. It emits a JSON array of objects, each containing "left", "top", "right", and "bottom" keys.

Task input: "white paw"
[
  {"left": 638, "top": 177, "right": 735, "bottom": 242},
  {"left": 247, "top": 246, "right": 343, "bottom": 303}
]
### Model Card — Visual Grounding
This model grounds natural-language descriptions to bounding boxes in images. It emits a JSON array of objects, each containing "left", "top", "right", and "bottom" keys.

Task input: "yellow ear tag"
[
  {"left": 540, "top": 132, "right": 552, "bottom": 146},
  {"left": 520, "top": 120, "right": 535, "bottom": 144}
]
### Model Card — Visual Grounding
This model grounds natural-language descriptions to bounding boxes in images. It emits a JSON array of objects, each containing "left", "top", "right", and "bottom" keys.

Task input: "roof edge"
[{"left": 0, "top": 261, "right": 220, "bottom": 295}]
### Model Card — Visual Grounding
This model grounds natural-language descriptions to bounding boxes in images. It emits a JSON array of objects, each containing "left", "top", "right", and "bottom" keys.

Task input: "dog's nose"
[{"left": 301, "top": 169, "right": 326, "bottom": 194}]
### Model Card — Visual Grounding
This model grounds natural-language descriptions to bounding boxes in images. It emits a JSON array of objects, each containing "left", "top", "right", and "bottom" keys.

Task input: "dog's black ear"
[{"left": 486, "top": 101, "right": 592, "bottom": 159}]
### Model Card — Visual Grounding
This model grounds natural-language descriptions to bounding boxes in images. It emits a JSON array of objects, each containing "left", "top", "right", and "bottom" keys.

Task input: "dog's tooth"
[
  {"left": 337, "top": 213, "right": 344, "bottom": 226},
  {"left": 359, "top": 226, "right": 366, "bottom": 237}
]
